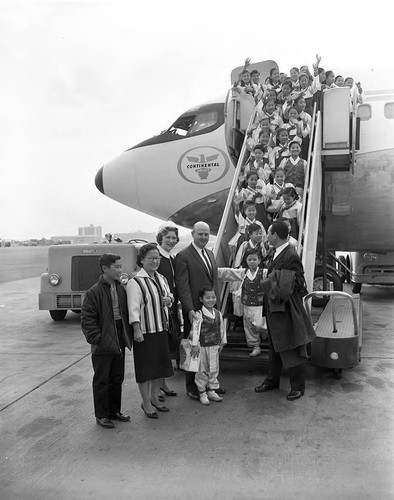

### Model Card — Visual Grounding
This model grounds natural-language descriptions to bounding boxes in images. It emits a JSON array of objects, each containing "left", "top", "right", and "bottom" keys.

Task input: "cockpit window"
[
  {"left": 188, "top": 111, "right": 219, "bottom": 135},
  {"left": 167, "top": 115, "right": 195, "bottom": 136},
  {"left": 167, "top": 104, "right": 223, "bottom": 138}
]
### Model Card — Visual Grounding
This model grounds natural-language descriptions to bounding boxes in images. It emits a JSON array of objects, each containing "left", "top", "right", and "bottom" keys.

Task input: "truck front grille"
[{"left": 56, "top": 294, "right": 83, "bottom": 308}]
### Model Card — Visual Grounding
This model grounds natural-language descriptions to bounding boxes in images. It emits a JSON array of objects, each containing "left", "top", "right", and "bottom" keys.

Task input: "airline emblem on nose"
[{"left": 177, "top": 146, "right": 229, "bottom": 184}]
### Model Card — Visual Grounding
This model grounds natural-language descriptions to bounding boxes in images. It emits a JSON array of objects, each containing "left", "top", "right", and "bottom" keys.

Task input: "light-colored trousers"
[
  {"left": 195, "top": 345, "right": 220, "bottom": 392},
  {"left": 243, "top": 305, "right": 267, "bottom": 347}
]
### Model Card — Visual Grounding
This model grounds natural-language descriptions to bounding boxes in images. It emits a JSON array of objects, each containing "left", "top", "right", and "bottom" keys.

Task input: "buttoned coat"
[
  {"left": 175, "top": 244, "right": 220, "bottom": 314},
  {"left": 264, "top": 245, "right": 315, "bottom": 353}
]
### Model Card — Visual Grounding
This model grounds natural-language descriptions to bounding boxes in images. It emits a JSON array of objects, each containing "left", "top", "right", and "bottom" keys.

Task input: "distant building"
[
  {"left": 78, "top": 224, "right": 102, "bottom": 243},
  {"left": 51, "top": 225, "right": 103, "bottom": 244}
]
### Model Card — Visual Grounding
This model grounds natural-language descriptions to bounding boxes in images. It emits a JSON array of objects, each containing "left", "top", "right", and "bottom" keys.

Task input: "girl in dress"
[
  {"left": 235, "top": 171, "right": 270, "bottom": 232},
  {"left": 272, "top": 186, "right": 303, "bottom": 239},
  {"left": 265, "top": 167, "right": 295, "bottom": 203},
  {"left": 294, "top": 97, "right": 312, "bottom": 159},
  {"left": 270, "top": 128, "right": 292, "bottom": 170},
  {"left": 278, "top": 141, "right": 307, "bottom": 199}
]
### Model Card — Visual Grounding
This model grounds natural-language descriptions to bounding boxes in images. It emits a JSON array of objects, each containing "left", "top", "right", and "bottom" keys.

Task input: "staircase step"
[{"left": 220, "top": 345, "right": 269, "bottom": 362}]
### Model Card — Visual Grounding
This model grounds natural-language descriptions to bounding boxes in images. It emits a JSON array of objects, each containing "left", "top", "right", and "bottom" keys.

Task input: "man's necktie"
[{"left": 201, "top": 248, "right": 212, "bottom": 276}]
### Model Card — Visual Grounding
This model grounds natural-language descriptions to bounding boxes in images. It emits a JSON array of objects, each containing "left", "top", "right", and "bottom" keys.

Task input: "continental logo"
[{"left": 177, "top": 146, "right": 230, "bottom": 184}]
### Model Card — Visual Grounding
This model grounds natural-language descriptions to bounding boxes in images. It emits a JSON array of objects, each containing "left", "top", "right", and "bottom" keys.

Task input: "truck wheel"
[
  {"left": 49, "top": 310, "right": 67, "bottom": 321},
  {"left": 312, "top": 267, "right": 343, "bottom": 307},
  {"left": 351, "top": 282, "right": 362, "bottom": 294}
]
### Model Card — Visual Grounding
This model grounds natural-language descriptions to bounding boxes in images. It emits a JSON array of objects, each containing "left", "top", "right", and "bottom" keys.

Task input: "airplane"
[{"left": 95, "top": 60, "right": 394, "bottom": 292}]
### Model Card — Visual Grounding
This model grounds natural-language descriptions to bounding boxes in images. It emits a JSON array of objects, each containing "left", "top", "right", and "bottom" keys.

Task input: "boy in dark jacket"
[{"left": 81, "top": 253, "right": 133, "bottom": 428}]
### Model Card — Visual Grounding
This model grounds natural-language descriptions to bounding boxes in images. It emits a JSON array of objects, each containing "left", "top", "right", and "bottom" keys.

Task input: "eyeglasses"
[{"left": 145, "top": 257, "right": 162, "bottom": 261}]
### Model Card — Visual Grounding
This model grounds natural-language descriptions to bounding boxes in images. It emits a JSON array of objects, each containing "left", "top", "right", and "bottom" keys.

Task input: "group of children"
[
  {"left": 184, "top": 57, "right": 364, "bottom": 406},
  {"left": 221, "top": 59, "right": 324, "bottom": 362},
  {"left": 236, "top": 55, "right": 363, "bottom": 161}
]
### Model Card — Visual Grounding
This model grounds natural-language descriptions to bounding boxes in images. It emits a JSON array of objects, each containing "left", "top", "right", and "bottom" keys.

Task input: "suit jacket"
[
  {"left": 264, "top": 244, "right": 315, "bottom": 352},
  {"left": 175, "top": 244, "right": 219, "bottom": 314}
]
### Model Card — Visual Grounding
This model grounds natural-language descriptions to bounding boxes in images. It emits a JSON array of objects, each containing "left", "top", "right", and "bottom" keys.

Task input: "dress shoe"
[
  {"left": 160, "top": 387, "right": 177, "bottom": 397},
  {"left": 215, "top": 387, "right": 226, "bottom": 395},
  {"left": 286, "top": 390, "right": 305, "bottom": 401},
  {"left": 108, "top": 412, "right": 130, "bottom": 422},
  {"left": 96, "top": 417, "right": 114, "bottom": 428},
  {"left": 151, "top": 403, "right": 170, "bottom": 412},
  {"left": 254, "top": 383, "right": 279, "bottom": 393},
  {"left": 186, "top": 391, "right": 199, "bottom": 401},
  {"left": 140, "top": 403, "right": 158, "bottom": 419}
]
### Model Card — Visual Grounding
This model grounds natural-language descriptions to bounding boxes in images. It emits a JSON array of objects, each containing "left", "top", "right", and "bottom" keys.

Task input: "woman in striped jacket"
[{"left": 127, "top": 243, "right": 174, "bottom": 418}]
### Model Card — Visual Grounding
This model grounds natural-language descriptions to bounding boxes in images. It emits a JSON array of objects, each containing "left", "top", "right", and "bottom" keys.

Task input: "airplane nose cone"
[{"left": 95, "top": 166, "right": 104, "bottom": 194}]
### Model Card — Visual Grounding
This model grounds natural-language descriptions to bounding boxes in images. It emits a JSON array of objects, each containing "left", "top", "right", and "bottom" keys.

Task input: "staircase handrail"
[
  {"left": 213, "top": 97, "right": 259, "bottom": 261},
  {"left": 297, "top": 102, "right": 318, "bottom": 256},
  {"left": 214, "top": 92, "right": 260, "bottom": 315}
]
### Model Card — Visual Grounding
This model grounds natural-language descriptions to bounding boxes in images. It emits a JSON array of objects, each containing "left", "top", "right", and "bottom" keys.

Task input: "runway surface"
[{"left": 1, "top": 276, "right": 394, "bottom": 499}]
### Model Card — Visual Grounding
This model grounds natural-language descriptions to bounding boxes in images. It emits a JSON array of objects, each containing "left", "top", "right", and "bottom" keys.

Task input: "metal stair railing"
[
  {"left": 297, "top": 102, "right": 317, "bottom": 256},
  {"left": 214, "top": 96, "right": 260, "bottom": 317}
]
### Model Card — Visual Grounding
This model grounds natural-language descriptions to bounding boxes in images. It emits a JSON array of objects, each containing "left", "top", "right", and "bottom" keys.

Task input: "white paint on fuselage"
[{"left": 102, "top": 123, "right": 234, "bottom": 221}]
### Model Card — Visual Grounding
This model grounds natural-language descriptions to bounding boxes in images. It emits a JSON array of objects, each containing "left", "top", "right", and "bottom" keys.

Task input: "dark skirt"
[{"left": 133, "top": 330, "right": 174, "bottom": 383}]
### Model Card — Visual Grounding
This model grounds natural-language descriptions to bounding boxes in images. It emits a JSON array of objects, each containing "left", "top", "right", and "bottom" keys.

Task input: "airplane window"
[
  {"left": 165, "top": 104, "right": 223, "bottom": 140},
  {"left": 187, "top": 111, "right": 219, "bottom": 136},
  {"left": 357, "top": 104, "right": 372, "bottom": 121},
  {"left": 167, "top": 115, "right": 196, "bottom": 136},
  {"left": 384, "top": 102, "right": 394, "bottom": 119}
]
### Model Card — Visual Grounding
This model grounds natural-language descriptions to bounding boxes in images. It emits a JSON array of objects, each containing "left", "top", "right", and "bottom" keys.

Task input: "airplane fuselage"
[{"left": 95, "top": 87, "right": 394, "bottom": 252}]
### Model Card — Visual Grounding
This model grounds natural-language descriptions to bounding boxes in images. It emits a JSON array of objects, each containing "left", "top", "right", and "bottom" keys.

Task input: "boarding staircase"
[{"left": 214, "top": 78, "right": 362, "bottom": 368}]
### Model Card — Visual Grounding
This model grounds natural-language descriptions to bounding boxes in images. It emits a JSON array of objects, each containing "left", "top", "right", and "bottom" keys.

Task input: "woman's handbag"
[
  {"left": 179, "top": 339, "right": 200, "bottom": 372},
  {"left": 167, "top": 311, "right": 179, "bottom": 352}
]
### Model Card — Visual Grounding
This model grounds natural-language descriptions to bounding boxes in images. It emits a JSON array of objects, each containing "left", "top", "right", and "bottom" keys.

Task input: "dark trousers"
[
  {"left": 264, "top": 333, "right": 305, "bottom": 392},
  {"left": 92, "top": 350, "right": 125, "bottom": 418},
  {"left": 183, "top": 311, "right": 199, "bottom": 395}
]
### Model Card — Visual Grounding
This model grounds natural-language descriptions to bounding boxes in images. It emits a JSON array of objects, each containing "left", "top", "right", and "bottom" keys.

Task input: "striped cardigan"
[{"left": 127, "top": 269, "right": 171, "bottom": 334}]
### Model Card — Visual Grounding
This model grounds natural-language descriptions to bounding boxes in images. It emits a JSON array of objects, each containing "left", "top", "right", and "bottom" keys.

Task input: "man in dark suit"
[
  {"left": 254, "top": 221, "right": 315, "bottom": 400},
  {"left": 175, "top": 221, "right": 222, "bottom": 400}
]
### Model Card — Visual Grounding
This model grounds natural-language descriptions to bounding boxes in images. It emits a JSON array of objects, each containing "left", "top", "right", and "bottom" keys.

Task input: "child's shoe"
[
  {"left": 207, "top": 390, "right": 223, "bottom": 402},
  {"left": 250, "top": 346, "right": 261, "bottom": 357},
  {"left": 199, "top": 392, "right": 210, "bottom": 405}
]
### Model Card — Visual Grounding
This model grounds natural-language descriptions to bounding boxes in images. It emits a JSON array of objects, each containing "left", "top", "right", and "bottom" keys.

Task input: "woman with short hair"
[
  {"left": 156, "top": 224, "right": 181, "bottom": 397},
  {"left": 127, "top": 243, "right": 174, "bottom": 418}
]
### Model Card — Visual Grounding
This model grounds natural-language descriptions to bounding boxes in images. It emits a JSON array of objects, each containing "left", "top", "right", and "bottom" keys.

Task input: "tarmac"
[{"left": 1, "top": 277, "right": 394, "bottom": 499}]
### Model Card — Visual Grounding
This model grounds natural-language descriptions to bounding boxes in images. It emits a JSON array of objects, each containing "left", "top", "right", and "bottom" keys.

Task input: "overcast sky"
[{"left": 1, "top": 0, "right": 392, "bottom": 240}]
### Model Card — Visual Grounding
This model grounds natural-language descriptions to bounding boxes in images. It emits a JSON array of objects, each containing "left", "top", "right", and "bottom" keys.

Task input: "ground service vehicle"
[
  {"left": 347, "top": 251, "right": 394, "bottom": 293},
  {"left": 39, "top": 242, "right": 144, "bottom": 320}
]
